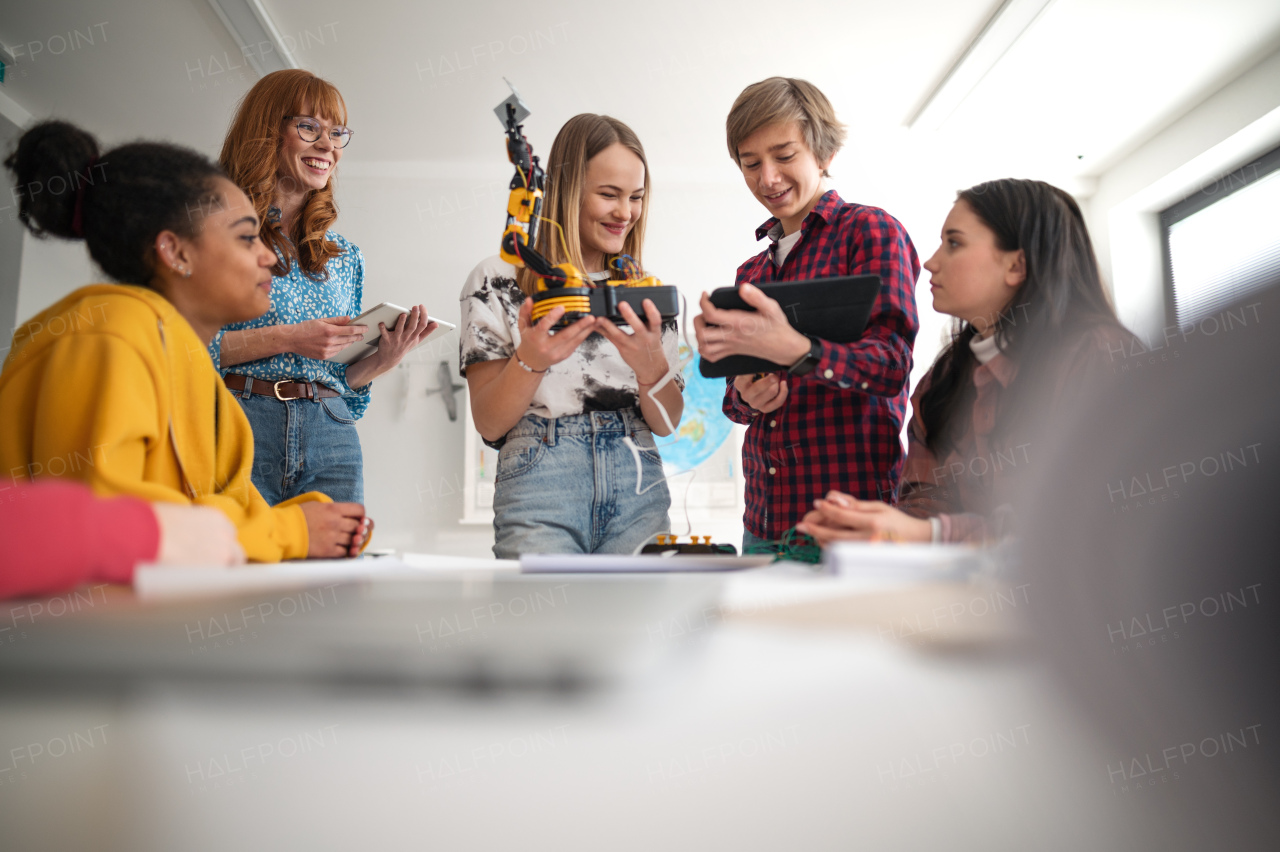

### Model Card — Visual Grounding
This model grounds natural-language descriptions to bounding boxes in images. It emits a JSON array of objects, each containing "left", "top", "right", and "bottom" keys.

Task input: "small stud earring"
[{"left": 184, "top": 268, "right": 192, "bottom": 278}]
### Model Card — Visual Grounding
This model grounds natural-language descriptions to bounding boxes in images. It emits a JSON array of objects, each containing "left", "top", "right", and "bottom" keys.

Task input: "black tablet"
[{"left": 698, "top": 275, "right": 882, "bottom": 378}]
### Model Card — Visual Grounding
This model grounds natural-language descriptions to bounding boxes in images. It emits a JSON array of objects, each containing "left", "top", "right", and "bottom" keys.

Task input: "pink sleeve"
[{"left": 0, "top": 480, "right": 161, "bottom": 600}]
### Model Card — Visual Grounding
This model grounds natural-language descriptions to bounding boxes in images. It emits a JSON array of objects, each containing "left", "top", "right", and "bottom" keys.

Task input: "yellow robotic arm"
[{"left": 494, "top": 82, "right": 677, "bottom": 328}]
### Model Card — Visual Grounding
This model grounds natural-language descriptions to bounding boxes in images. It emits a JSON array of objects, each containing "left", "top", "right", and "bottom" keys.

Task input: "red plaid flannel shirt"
[{"left": 723, "top": 190, "right": 920, "bottom": 539}]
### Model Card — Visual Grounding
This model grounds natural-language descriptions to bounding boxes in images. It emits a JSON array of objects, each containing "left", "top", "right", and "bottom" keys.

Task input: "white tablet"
[{"left": 326, "top": 302, "right": 457, "bottom": 365}]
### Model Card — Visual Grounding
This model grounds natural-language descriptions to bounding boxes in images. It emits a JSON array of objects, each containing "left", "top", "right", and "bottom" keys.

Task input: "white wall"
[
  {"left": 15, "top": 231, "right": 95, "bottom": 324},
  {"left": 0, "top": 113, "right": 26, "bottom": 350},
  {"left": 1086, "top": 45, "right": 1280, "bottom": 341}
]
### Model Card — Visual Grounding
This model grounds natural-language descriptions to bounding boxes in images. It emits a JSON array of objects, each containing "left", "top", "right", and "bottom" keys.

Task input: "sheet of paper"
[
  {"left": 822, "top": 542, "right": 984, "bottom": 581},
  {"left": 133, "top": 557, "right": 420, "bottom": 601},
  {"left": 134, "top": 553, "right": 522, "bottom": 600},
  {"left": 401, "top": 553, "right": 519, "bottom": 572},
  {"left": 520, "top": 554, "right": 774, "bottom": 573}
]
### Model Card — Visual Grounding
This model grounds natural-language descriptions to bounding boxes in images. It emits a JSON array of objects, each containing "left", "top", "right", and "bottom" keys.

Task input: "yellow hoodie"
[{"left": 0, "top": 284, "right": 327, "bottom": 561}]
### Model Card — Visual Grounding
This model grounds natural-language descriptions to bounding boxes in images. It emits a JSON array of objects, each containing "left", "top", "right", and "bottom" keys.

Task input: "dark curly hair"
[{"left": 4, "top": 120, "right": 226, "bottom": 286}]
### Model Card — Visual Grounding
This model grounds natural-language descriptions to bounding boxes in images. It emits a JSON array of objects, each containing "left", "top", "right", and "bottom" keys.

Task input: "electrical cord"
[{"left": 743, "top": 527, "right": 824, "bottom": 564}]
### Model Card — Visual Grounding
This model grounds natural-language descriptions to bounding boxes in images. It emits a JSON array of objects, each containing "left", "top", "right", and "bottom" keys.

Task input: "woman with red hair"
[{"left": 210, "top": 70, "right": 436, "bottom": 505}]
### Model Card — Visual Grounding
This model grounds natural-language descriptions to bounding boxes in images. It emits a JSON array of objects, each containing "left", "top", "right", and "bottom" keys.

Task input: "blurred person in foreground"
[
  {"left": 0, "top": 480, "right": 243, "bottom": 599},
  {"left": 799, "top": 178, "right": 1132, "bottom": 544},
  {"left": 1021, "top": 278, "right": 1279, "bottom": 849}
]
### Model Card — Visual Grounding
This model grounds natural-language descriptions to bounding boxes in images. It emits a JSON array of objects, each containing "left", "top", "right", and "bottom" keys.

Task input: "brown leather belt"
[{"left": 224, "top": 373, "right": 340, "bottom": 401}]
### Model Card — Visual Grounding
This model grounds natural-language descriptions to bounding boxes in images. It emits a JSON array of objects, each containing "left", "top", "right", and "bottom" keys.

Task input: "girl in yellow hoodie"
[{"left": 1, "top": 121, "right": 369, "bottom": 561}]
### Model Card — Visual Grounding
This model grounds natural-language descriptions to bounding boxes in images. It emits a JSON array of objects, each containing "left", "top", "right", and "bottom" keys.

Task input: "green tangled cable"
[{"left": 743, "top": 527, "right": 823, "bottom": 564}]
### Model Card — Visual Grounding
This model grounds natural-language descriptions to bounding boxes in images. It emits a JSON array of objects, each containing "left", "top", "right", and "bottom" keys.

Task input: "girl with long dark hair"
[{"left": 798, "top": 178, "right": 1132, "bottom": 544}]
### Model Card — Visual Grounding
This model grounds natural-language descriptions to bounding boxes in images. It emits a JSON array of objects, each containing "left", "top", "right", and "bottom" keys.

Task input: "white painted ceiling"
[{"left": 4, "top": 0, "right": 1279, "bottom": 193}]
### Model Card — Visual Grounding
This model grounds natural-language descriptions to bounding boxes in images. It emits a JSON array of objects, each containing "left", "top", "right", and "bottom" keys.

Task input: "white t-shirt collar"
[
  {"left": 968, "top": 332, "right": 1001, "bottom": 365},
  {"left": 767, "top": 222, "right": 803, "bottom": 268}
]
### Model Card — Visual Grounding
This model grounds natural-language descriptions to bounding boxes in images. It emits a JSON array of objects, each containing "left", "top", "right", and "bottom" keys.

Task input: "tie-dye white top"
[{"left": 458, "top": 255, "right": 683, "bottom": 422}]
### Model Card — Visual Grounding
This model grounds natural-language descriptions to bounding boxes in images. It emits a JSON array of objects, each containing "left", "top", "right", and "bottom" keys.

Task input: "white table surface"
[{"left": 0, "top": 568, "right": 1168, "bottom": 851}]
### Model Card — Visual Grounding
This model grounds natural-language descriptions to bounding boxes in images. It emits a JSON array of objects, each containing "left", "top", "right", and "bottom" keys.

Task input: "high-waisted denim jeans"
[
  {"left": 232, "top": 383, "right": 364, "bottom": 506},
  {"left": 492, "top": 409, "right": 671, "bottom": 559}
]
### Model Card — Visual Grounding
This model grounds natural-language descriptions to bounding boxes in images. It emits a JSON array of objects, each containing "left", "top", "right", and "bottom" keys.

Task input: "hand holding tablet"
[
  {"left": 695, "top": 275, "right": 881, "bottom": 378},
  {"left": 325, "top": 302, "right": 457, "bottom": 365}
]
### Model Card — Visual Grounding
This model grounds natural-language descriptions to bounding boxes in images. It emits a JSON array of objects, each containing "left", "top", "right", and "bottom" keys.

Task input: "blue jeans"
[
  {"left": 233, "top": 384, "right": 364, "bottom": 506},
  {"left": 742, "top": 528, "right": 772, "bottom": 553},
  {"left": 492, "top": 410, "right": 671, "bottom": 559}
]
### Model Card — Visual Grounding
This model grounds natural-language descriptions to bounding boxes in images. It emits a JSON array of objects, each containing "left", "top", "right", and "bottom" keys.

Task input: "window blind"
[{"left": 1164, "top": 151, "right": 1280, "bottom": 326}]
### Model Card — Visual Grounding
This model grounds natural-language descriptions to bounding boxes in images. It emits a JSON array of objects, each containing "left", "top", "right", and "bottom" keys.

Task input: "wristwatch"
[{"left": 787, "top": 335, "right": 822, "bottom": 377}]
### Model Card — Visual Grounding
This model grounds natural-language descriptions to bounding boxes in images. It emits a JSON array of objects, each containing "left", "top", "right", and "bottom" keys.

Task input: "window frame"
[{"left": 1160, "top": 143, "right": 1280, "bottom": 327}]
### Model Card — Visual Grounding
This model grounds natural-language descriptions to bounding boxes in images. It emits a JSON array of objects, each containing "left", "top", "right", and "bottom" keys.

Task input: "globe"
[{"left": 653, "top": 345, "right": 734, "bottom": 472}]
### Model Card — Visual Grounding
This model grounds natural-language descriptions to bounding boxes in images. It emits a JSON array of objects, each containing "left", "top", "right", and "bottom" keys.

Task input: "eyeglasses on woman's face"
[{"left": 282, "top": 115, "right": 354, "bottom": 149}]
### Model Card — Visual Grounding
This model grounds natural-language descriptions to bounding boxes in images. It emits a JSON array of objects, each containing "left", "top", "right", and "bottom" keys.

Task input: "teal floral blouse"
[{"left": 209, "top": 230, "right": 371, "bottom": 419}]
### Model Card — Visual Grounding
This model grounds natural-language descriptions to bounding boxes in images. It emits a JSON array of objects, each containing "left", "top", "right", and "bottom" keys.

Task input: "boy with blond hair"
[{"left": 694, "top": 77, "right": 920, "bottom": 548}]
